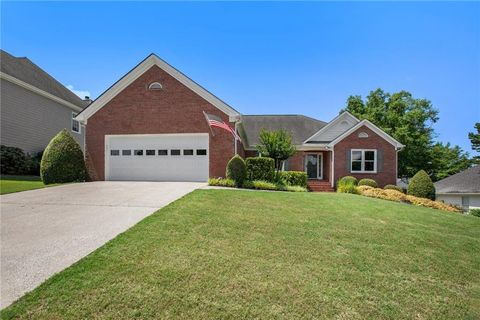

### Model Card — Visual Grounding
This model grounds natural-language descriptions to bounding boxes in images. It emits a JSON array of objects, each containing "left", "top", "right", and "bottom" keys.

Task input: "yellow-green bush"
[
  {"left": 357, "top": 186, "right": 460, "bottom": 212},
  {"left": 208, "top": 178, "right": 236, "bottom": 188}
]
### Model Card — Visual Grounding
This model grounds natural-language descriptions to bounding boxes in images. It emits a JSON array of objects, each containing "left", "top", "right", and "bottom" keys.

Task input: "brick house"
[{"left": 76, "top": 54, "right": 404, "bottom": 190}]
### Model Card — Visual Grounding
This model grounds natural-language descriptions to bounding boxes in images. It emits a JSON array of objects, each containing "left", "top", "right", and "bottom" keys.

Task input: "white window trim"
[
  {"left": 351, "top": 149, "right": 377, "bottom": 173},
  {"left": 72, "top": 112, "right": 81, "bottom": 134}
]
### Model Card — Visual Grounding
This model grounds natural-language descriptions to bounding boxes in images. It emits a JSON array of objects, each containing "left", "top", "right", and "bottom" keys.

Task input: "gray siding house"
[{"left": 0, "top": 50, "right": 88, "bottom": 154}]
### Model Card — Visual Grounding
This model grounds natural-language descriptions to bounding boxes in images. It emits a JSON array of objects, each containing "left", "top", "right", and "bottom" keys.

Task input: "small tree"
[
  {"left": 256, "top": 129, "right": 296, "bottom": 172},
  {"left": 226, "top": 155, "right": 247, "bottom": 186},
  {"left": 407, "top": 170, "right": 435, "bottom": 200},
  {"left": 41, "top": 129, "right": 87, "bottom": 184}
]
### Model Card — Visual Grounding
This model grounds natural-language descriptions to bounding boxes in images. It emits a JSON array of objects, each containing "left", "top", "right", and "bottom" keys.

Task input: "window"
[
  {"left": 110, "top": 150, "right": 120, "bottom": 156},
  {"left": 146, "top": 149, "right": 155, "bottom": 156},
  {"left": 134, "top": 150, "right": 143, "bottom": 156},
  {"left": 183, "top": 149, "right": 194, "bottom": 156},
  {"left": 196, "top": 149, "right": 207, "bottom": 156},
  {"left": 171, "top": 149, "right": 181, "bottom": 156},
  {"left": 158, "top": 149, "right": 168, "bottom": 156},
  {"left": 148, "top": 82, "right": 162, "bottom": 90},
  {"left": 351, "top": 149, "right": 377, "bottom": 173},
  {"left": 71, "top": 112, "right": 80, "bottom": 134},
  {"left": 122, "top": 150, "right": 131, "bottom": 156}
]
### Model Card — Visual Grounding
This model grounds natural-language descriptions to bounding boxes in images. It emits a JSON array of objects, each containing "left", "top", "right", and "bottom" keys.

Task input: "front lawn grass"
[
  {"left": 2, "top": 190, "right": 479, "bottom": 319},
  {"left": 0, "top": 175, "right": 55, "bottom": 195}
]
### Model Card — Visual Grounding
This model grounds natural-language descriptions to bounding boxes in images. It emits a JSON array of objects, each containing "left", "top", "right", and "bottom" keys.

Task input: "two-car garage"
[{"left": 105, "top": 133, "right": 209, "bottom": 182}]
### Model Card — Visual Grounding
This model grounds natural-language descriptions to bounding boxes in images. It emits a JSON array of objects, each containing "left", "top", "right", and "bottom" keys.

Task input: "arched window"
[
  {"left": 358, "top": 132, "right": 369, "bottom": 138},
  {"left": 148, "top": 82, "right": 162, "bottom": 90}
]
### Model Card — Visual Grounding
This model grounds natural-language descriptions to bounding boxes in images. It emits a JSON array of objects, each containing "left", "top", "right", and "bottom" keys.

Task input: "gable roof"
[
  {"left": 240, "top": 115, "right": 327, "bottom": 147},
  {"left": 0, "top": 50, "right": 87, "bottom": 111},
  {"left": 76, "top": 53, "right": 241, "bottom": 123},
  {"left": 304, "top": 111, "right": 359, "bottom": 143},
  {"left": 434, "top": 166, "right": 480, "bottom": 194},
  {"left": 327, "top": 119, "right": 405, "bottom": 149}
]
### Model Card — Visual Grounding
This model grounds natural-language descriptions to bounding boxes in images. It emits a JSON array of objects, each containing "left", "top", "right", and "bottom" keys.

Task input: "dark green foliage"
[
  {"left": 358, "top": 178, "right": 378, "bottom": 188},
  {"left": 407, "top": 170, "right": 435, "bottom": 200},
  {"left": 430, "top": 142, "right": 472, "bottom": 181},
  {"left": 343, "top": 89, "right": 439, "bottom": 178},
  {"left": 1, "top": 145, "right": 28, "bottom": 175},
  {"left": 384, "top": 184, "right": 404, "bottom": 193},
  {"left": 226, "top": 155, "right": 247, "bottom": 186},
  {"left": 468, "top": 123, "right": 480, "bottom": 164},
  {"left": 470, "top": 209, "right": 480, "bottom": 217},
  {"left": 40, "top": 129, "right": 86, "bottom": 184},
  {"left": 256, "top": 129, "right": 296, "bottom": 172},
  {"left": 338, "top": 176, "right": 358, "bottom": 186},
  {"left": 245, "top": 157, "right": 275, "bottom": 182},
  {"left": 279, "top": 171, "right": 308, "bottom": 187}
]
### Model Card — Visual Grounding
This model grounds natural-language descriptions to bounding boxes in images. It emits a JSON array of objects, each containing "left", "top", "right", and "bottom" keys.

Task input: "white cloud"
[{"left": 67, "top": 85, "right": 91, "bottom": 99}]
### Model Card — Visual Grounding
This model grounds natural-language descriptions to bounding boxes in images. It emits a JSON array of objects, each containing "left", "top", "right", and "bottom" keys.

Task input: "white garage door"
[{"left": 105, "top": 134, "right": 209, "bottom": 182}]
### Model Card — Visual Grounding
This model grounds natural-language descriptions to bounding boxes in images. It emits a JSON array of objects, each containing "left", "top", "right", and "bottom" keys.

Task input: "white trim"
[
  {"left": 436, "top": 192, "right": 480, "bottom": 195},
  {"left": 350, "top": 149, "right": 377, "bottom": 173},
  {"left": 71, "top": 112, "right": 81, "bottom": 134},
  {"left": 305, "top": 153, "right": 323, "bottom": 179},
  {"left": 328, "top": 120, "right": 405, "bottom": 149},
  {"left": 0, "top": 71, "right": 84, "bottom": 112},
  {"left": 303, "top": 111, "right": 360, "bottom": 144},
  {"left": 76, "top": 54, "right": 240, "bottom": 123}
]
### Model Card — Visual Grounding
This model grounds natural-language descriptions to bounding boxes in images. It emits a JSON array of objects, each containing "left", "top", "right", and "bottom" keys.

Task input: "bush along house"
[{"left": 75, "top": 54, "right": 404, "bottom": 191}]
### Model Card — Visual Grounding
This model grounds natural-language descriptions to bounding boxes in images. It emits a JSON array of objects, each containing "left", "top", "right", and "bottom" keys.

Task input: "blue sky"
[{"left": 2, "top": 2, "right": 479, "bottom": 154}]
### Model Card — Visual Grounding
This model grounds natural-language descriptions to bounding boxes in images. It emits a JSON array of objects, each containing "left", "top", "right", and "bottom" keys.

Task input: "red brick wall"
[
  {"left": 333, "top": 125, "right": 397, "bottom": 187},
  {"left": 85, "top": 65, "right": 236, "bottom": 180},
  {"left": 286, "top": 151, "right": 330, "bottom": 181}
]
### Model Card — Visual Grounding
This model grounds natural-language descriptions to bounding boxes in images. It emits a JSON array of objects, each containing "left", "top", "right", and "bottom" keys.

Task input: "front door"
[{"left": 305, "top": 154, "right": 323, "bottom": 179}]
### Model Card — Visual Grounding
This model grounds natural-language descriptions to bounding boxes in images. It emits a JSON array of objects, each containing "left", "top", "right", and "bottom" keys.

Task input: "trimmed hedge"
[
  {"left": 279, "top": 171, "right": 308, "bottom": 187},
  {"left": 226, "top": 155, "right": 247, "bottom": 186},
  {"left": 407, "top": 170, "right": 435, "bottom": 200},
  {"left": 40, "top": 129, "right": 86, "bottom": 184},
  {"left": 208, "top": 178, "right": 236, "bottom": 188},
  {"left": 245, "top": 157, "right": 275, "bottom": 182},
  {"left": 358, "top": 178, "right": 378, "bottom": 188},
  {"left": 384, "top": 184, "right": 403, "bottom": 193},
  {"left": 338, "top": 176, "right": 358, "bottom": 186},
  {"left": 1, "top": 145, "right": 27, "bottom": 175}
]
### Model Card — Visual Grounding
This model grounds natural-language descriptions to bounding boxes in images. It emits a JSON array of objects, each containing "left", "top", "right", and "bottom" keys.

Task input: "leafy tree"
[
  {"left": 256, "top": 129, "right": 296, "bottom": 172},
  {"left": 430, "top": 142, "right": 472, "bottom": 181},
  {"left": 342, "top": 89, "right": 439, "bottom": 178},
  {"left": 469, "top": 122, "right": 480, "bottom": 164}
]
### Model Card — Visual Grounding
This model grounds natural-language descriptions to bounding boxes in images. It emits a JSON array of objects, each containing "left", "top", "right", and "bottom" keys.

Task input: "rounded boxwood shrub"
[
  {"left": 245, "top": 157, "right": 275, "bottom": 182},
  {"left": 358, "top": 178, "right": 378, "bottom": 188},
  {"left": 384, "top": 184, "right": 403, "bottom": 193},
  {"left": 40, "top": 129, "right": 87, "bottom": 184},
  {"left": 226, "top": 155, "right": 247, "bottom": 186},
  {"left": 338, "top": 175, "right": 358, "bottom": 186},
  {"left": 407, "top": 170, "right": 435, "bottom": 200}
]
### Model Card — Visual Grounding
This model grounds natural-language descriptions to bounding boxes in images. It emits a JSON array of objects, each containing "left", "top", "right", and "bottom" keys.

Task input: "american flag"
[{"left": 204, "top": 112, "right": 241, "bottom": 142}]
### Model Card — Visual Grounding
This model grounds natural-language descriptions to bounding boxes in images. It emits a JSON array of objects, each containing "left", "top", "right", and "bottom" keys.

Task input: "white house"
[{"left": 435, "top": 166, "right": 480, "bottom": 211}]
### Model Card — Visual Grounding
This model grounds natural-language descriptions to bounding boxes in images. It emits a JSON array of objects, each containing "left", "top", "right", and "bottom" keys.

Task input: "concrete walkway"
[{"left": 0, "top": 181, "right": 204, "bottom": 309}]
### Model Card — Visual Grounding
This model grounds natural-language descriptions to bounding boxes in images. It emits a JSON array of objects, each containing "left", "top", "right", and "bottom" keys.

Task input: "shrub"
[
  {"left": 0, "top": 145, "right": 28, "bottom": 175},
  {"left": 245, "top": 157, "right": 275, "bottom": 182},
  {"left": 242, "top": 180, "right": 277, "bottom": 191},
  {"left": 208, "top": 178, "right": 236, "bottom": 188},
  {"left": 338, "top": 176, "right": 358, "bottom": 186},
  {"left": 384, "top": 184, "right": 403, "bottom": 193},
  {"left": 470, "top": 209, "right": 480, "bottom": 217},
  {"left": 40, "top": 129, "right": 86, "bottom": 184},
  {"left": 226, "top": 155, "right": 247, "bottom": 186},
  {"left": 337, "top": 181, "right": 359, "bottom": 194},
  {"left": 279, "top": 171, "right": 308, "bottom": 187},
  {"left": 358, "top": 178, "right": 378, "bottom": 188},
  {"left": 407, "top": 170, "right": 435, "bottom": 200},
  {"left": 282, "top": 185, "right": 308, "bottom": 192}
]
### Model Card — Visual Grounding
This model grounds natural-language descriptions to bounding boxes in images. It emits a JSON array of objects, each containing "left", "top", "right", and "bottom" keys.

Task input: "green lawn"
[
  {"left": 2, "top": 190, "right": 479, "bottom": 319},
  {"left": 0, "top": 175, "right": 56, "bottom": 195}
]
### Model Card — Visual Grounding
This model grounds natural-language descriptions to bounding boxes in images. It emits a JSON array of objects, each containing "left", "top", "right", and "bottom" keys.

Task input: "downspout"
[{"left": 331, "top": 147, "right": 335, "bottom": 188}]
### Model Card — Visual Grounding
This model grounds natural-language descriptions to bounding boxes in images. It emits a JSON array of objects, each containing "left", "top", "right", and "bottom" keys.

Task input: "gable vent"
[
  {"left": 148, "top": 82, "right": 163, "bottom": 90},
  {"left": 358, "top": 132, "right": 369, "bottom": 138}
]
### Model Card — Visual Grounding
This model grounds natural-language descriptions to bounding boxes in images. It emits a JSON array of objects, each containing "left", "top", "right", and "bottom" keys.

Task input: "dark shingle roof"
[
  {"left": 0, "top": 50, "right": 87, "bottom": 108},
  {"left": 434, "top": 166, "right": 480, "bottom": 194},
  {"left": 240, "top": 115, "right": 327, "bottom": 147}
]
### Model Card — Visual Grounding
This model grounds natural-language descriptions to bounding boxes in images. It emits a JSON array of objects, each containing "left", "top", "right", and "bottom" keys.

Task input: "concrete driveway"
[{"left": 0, "top": 181, "right": 204, "bottom": 308}]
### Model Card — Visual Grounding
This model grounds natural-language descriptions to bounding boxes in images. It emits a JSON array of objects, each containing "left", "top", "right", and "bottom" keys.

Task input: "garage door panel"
[{"left": 106, "top": 134, "right": 209, "bottom": 182}]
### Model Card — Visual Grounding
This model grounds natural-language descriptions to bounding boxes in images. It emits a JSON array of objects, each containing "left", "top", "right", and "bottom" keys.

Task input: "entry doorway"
[{"left": 305, "top": 153, "right": 323, "bottom": 179}]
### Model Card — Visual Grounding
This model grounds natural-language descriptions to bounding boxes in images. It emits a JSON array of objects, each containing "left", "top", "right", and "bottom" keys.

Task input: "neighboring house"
[
  {"left": 76, "top": 53, "right": 404, "bottom": 189},
  {"left": 435, "top": 166, "right": 480, "bottom": 211},
  {"left": 0, "top": 49, "right": 89, "bottom": 154}
]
